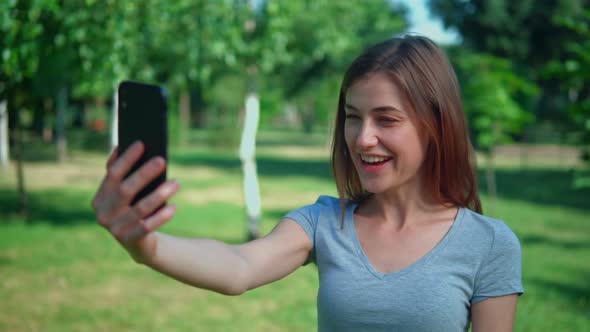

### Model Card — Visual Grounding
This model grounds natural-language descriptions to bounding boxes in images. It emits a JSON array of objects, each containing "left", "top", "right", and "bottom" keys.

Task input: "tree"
[
  {"left": 0, "top": 0, "right": 60, "bottom": 215},
  {"left": 1, "top": 0, "right": 409, "bottom": 232},
  {"left": 262, "top": 0, "right": 408, "bottom": 132},
  {"left": 546, "top": 10, "right": 590, "bottom": 187},
  {"left": 232, "top": 0, "right": 409, "bottom": 238},
  {"left": 0, "top": 100, "right": 7, "bottom": 169},
  {"left": 451, "top": 49, "right": 538, "bottom": 211},
  {"left": 429, "top": 0, "right": 588, "bottom": 136}
]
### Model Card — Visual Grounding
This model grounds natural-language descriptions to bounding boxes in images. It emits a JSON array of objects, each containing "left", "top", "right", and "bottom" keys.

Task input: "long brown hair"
[{"left": 331, "top": 35, "right": 482, "bottom": 223}]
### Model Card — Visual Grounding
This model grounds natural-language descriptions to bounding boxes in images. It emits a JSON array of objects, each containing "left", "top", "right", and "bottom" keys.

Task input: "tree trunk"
[
  {"left": 302, "top": 97, "right": 315, "bottom": 133},
  {"left": 179, "top": 91, "right": 190, "bottom": 145},
  {"left": 71, "top": 99, "right": 85, "bottom": 129},
  {"left": 10, "top": 98, "right": 27, "bottom": 217},
  {"left": 485, "top": 149, "right": 497, "bottom": 215},
  {"left": 0, "top": 100, "right": 9, "bottom": 169},
  {"left": 31, "top": 98, "right": 45, "bottom": 137},
  {"left": 519, "top": 132, "right": 528, "bottom": 169},
  {"left": 56, "top": 86, "right": 68, "bottom": 162},
  {"left": 240, "top": 67, "right": 262, "bottom": 240},
  {"left": 42, "top": 98, "right": 54, "bottom": 143},
  {"left": 191, "top": 83, "right": 205, "bottom": 128}
]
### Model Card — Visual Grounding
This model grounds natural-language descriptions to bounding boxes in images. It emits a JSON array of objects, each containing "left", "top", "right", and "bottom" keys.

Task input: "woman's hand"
[{"left": 91, "top": 141, "right": 180, "bottom": 264}]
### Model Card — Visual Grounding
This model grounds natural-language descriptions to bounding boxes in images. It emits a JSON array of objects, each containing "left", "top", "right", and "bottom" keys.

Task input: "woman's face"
[{"left": 344, "top": 72, "right": 428, "bottom": 196}]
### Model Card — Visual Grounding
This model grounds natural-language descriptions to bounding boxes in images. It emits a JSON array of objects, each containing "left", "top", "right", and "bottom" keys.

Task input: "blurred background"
[{"left": 1, "top": 0, "right": 588, "bottom": 331}]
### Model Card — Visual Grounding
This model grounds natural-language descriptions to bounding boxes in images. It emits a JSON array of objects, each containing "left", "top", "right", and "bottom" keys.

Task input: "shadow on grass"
[
  {"left": 2, "top": 158, "right": 588, "bottom": 228},
  {"left": 528, "top": 277, "right": 590, "bottom": 312},
  {"left": 172, "top": 152, "right": 332, "bottom": 180},
  {"left": 175, "top": 152, "right": 589, "bottom": 211},
  {"left": 13, "top": 130, "right": 110, "bottom": 163},
  {"left": 478, "top": 168, "right": 590, "bottom": 211},
  {"left": 0, "top": 188, "right": 95, "bottom": 226},
  {"left": 520, "top": 234, "right": 590, "bottom": 250},
  {"left": 0, "top": 256, "right": 12, "bottom": 266}
]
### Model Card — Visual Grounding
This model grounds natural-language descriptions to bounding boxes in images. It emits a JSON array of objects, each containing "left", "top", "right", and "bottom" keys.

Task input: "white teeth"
[{"left": 361, "top": 155, "right": 389, "bottom": 163}]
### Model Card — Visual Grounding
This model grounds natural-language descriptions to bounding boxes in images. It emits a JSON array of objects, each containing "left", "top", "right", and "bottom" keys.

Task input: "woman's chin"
[{"left": 360, "top": 182, "right": 389, "bottom": 195}]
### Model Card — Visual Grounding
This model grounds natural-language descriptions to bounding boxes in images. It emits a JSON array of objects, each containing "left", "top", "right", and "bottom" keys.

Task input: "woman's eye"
[
  {"left": 380, "top": 117, "right": 398, "bottom": 124},
  {"left": 345, "top": 114, "right": 360, "bottom": 120}
]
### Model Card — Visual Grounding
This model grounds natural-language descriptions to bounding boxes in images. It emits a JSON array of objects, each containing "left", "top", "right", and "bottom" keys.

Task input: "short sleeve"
[
  {"left": 283, "top": 195, "right": 335, "bottom": 265},
  {"left": 471, "top": 222, "right": 524, "bottom": 304}
]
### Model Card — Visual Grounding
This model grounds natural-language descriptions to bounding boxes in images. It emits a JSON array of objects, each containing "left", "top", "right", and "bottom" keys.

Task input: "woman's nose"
[{"left": 357, "top": 122, "right": 378, "bottom": 148}]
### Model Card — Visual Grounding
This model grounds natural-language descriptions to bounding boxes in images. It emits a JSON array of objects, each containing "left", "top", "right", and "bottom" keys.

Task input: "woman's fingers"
[
  {"left": 118, "top": 156, "right": 166, "bottom": 203},
  {"left": 109, "top": 180, "right": 179, "bottom": 235},
  {"left": 92, "top": 147, "right": 121, "bottom": 213},
  {"left": 106, "top": 146, "right": 119, "bottom": 169},
  {"left": 92, "top": 141, "right": 178, "bottom": 246},
  {"left": 93, "top": 141, "right": 147, "bottom": 227},
  {"left": 135, "top": 180, "right": 179, "bottom": 217},
  {"left": 107, "top": 141, "right": 145, "bottom": 182},
  {"left": 118, "top": 204, "right": 177, "bottom": 243},
  {"left": 144, "top": 204, "right": 177, "bottom": 230}
]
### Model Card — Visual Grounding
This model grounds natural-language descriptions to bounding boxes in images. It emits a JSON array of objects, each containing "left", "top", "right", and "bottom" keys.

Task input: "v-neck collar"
[{"left": 345, "top": 202, "right": 465, "bottom": 280}]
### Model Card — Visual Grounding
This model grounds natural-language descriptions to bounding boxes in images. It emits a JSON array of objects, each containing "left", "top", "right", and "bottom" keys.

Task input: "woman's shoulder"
[
  {"left": 305, "top": 195, "right": 348, "bottom": 218},
  {"left": 315, "top": 195, "right": 341, "bottom": 206},
  {"left": 459, "top": 208, "right": 521, "bottom": 251},
  {"left": 459, "top": 208, "right": 524, "bottom": 299},
  {"left": 284, "top": 195, "right": 343, "bottom": 220}
]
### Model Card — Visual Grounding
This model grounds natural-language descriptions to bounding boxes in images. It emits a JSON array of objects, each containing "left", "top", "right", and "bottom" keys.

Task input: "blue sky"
[{"left": 400, "top": 0, "right": 460, "bottom": 45}]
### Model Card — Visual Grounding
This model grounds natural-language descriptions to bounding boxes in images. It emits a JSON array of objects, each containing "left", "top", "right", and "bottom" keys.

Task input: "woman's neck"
[{"left": 358, "top": 186, "right": 453, "bottom": 230}]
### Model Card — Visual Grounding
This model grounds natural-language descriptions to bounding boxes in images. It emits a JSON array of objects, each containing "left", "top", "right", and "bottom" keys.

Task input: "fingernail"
[
  {"left": 165, "top": 204, "right": 176, "bottom": 216},
  {"left": 168, "top": 181, "right": 179, "bottom": 192},
  {"left": 152, "top": 158, "right": 163, "bottom": 168},
  {"left": 171, "top": 180, "right": 180, "bottom": 190}
]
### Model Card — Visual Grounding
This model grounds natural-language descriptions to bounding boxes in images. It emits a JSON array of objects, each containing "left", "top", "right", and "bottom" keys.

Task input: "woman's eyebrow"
[{"left": 345, "top": 103, "right": 404, "bottom": 113}]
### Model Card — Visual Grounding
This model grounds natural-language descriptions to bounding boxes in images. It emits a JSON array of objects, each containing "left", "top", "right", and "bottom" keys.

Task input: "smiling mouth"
[{"left": 360, "top": 155, "right": 392, "bottom": 166}]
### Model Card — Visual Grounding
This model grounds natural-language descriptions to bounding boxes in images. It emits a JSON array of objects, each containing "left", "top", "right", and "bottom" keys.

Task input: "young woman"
[{"left": 92, "top": 35, "right": 523, "bottom": 331}]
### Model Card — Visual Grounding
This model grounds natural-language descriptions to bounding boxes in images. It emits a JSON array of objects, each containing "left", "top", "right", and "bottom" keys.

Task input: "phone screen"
[{"left": 117, "top": 80, "right": 168, "bottom": 205}]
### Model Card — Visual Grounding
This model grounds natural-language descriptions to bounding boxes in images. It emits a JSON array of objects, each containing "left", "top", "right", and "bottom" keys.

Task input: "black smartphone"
[{"left": 117, "top": 80, "right": 168, "bottom": 205}]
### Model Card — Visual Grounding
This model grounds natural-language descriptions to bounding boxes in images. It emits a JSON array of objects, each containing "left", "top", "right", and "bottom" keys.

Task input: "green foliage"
[
  {"left": 204, "top": 74, "right": 245, "bottom": 148},
  {"left": 261, "top": 0, "right": 408, "bottom": 96},
  {"left": 429, "top": 0, "right": 586, "bottom": 68},
  {"left": 1, "top": 0, "right": 408, "bottom": 133},
  {"left": 252, "top": 0, "right": 407, "bottom": 132},
  {"left": 546, "top": 10, "right": 590, "bottom": 137},
  {"left": 429, "top": 0, "right": 588, "bottom": 147},
  {"left": 0, "top": 0, "right": 58, "bottom": 86},
  {"left": 452, "top": 50, "right": 538, "bottom": 151},
  {"left": 545, "top": 10, "right": 590, "bottom": 186}
]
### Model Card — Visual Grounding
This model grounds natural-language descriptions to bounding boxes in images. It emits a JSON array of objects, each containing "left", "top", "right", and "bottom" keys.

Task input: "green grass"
[{"left": 1, "top": 130, "right": 589, "bottom": 331}]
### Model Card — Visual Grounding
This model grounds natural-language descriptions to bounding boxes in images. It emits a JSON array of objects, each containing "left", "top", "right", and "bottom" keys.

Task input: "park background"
[{"left": 1, "top": 0, "right": 589, "bottom": 331}]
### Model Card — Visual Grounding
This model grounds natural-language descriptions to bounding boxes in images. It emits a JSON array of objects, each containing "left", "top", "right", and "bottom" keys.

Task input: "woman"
[{"left": 92, "top": 35, "right": 523, "bottom": 331}]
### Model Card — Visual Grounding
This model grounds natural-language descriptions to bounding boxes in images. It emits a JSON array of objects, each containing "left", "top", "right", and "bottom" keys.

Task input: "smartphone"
[{"left": 117, "top": 80, "right": 168, "bottom": 206}]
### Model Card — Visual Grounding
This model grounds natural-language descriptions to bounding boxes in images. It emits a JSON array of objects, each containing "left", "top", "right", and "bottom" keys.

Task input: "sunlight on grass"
[{"left": 1, "top": 132, "right": 588, "bottom": 331}]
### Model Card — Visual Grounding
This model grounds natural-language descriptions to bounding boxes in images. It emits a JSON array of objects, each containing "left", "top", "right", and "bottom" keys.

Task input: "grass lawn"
[{"left": 1, "top": 129, "right": 589, "bottom": 331}]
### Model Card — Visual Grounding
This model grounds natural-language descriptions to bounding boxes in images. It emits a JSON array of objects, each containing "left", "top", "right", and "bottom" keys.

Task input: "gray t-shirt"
[{"left": 284, "top": 196, "right": 524, "bottom": 332}]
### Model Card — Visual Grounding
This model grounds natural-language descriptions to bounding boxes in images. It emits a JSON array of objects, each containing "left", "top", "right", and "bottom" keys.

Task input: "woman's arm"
[
  {"left": 148, "top": 219, "right": 311, "bottom": 295},
  {"left": 471, "top": 294, "right": 519, "bottom": 332},
  {"left": 92, "top": 142, "right": 312, "bottom": 296}
]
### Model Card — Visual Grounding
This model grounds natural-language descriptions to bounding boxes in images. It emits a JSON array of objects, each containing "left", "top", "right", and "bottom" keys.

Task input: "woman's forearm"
[{"left": 145, "top": 232, "right": 249, "bottom": 296}]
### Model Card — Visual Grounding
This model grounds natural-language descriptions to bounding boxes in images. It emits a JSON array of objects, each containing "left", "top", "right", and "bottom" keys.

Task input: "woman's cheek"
[{"left": 343, "top": 124, "right": 356, "bottom": 147}]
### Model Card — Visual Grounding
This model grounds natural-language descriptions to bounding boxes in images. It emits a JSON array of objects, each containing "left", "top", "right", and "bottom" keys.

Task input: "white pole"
[
  {"left": 0, "top": 100, "right": 9, "bottom": 168},
  {"left": 239, "top": 92, "right": 262, "bottom": 238}
]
